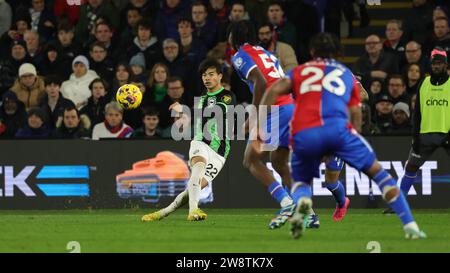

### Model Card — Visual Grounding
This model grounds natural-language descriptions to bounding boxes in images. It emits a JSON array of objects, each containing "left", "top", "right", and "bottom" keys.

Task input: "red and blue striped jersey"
[
  {"left": 286, "top": 58, "right": 361, "bottom": 135},
  {"left": 232, "top": 44, "right": 293, "bottom": 106}
]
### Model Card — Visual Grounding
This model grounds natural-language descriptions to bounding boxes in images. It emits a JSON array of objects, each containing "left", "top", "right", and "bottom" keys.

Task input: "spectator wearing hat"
[
  {"left": 39, "top": 42, "right": 71, "bottom": 79},
  {"left": 389, "top": 102, "right": 412, "bottom": 135},
  {"left": 61, "top": 55, "right": 99, "bottom": 109},
  {"left": 0, "top": 90, "right": 27, "bottom": 138},
  {"left": 11, "top": 63, "right": 45, "bottom": 111},
  {"left": 0, "top": 12, "right": 31, "bottom": 61},
  {"left": 52, "top": 104, "right": 91, "bottom": 139},
  {"left": 40, "top": 75, "right": 74, "bottom": 130},
  {"left": 129, "top": 53, "right": 147, "bottom": 85},
  {"left": 374, "top": 94, "right": 394, "bottom": 134},
  {"left": 91, "top": 101, "right": 133, "bottom": 140},
  {"left": 80, "top": 78, "right": 110, "bottom": 129},
  {"left": 15, "top": 107, "right": 50, "bottom": 138},
  {"left": 0, "top": 39, "right": 31, "bottom": 96},
  {"left": 89, "top": 41, "right": 114, "bottom": 83},
  {"left": 125, "top": 19, "right": 161, "bottom": 72}
]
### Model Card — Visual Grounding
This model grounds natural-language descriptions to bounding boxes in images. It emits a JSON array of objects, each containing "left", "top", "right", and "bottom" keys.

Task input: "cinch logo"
[
  {"left": 0, "top": 166, "right": 90, "bottom": 197},
  {"left": 426, "top": 98, "right": 449, "bottom": 107}
]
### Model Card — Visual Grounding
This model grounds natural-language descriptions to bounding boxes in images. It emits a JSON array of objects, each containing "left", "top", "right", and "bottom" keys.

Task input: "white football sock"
[
  {"left": 188, "top": 161, "right": 206, "bottom": 213},
  {"left": 161, "top": 190, "right": 188, "bottom": 217}
]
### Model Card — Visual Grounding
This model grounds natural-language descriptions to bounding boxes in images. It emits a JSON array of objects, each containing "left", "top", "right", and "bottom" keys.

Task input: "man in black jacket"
[{"left": 0, "top": 90, "right": 27, "bottom": 138}]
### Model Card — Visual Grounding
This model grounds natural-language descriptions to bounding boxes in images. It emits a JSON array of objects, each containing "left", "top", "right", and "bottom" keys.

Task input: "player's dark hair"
[
  {"left": 227, "top": 20, "right": 256, "bottom": 49},
  {"left": 44, "top": 74, "right": 62, "bottom": 87},
  {"left": 142, "top": 107, "right": 160, "bottom": 118},
  {"left": 199, "top": 58, "right": 223, "bottom": 75},
  {"left": 309, "top": 32, "right": 343, "bottom": 59}
]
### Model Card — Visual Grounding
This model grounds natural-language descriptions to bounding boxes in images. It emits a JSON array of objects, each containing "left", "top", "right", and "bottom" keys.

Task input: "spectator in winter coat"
[
  {"left": 15, "top": 107, "right": 51, "bottom": 138},
  {"left": 52, "top": 105, "right": 91, "bottom": 139},
  {"left": 61, "top": 55, "right": 99, "bottom": 109},
  {"left": 11, "top": 63, "right": 45, "bottom": 111},
  {"left": 0, "top": 90, "right": 27, "bottom": 138},
  {"left": 40, "top": 75, "right": 74, "bottom": 130},
  {"left": 0, "top": 39, "right": 31, "bottom": 96}
]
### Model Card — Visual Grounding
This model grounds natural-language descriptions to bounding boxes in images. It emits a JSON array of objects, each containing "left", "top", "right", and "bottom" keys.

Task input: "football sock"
[
  {"left": 161, "top": 190, "right": 188, "bottom": 217},
  {"left": 268, "top": 181, "right": 293, "bottom": 207},
  {"left": 400, "top": 171, "right": 417, "bottom": 197},
  {"left": 326, "top": 180, "right": 346, "bottom": 208},
  {"left": 290, "top": 182, "right": 312, "bottom": 204},
  {"left": 372, "top": 169, "right": 414, "bottom": 225},
  {"left": 188, "top": 161, "right": 206, "bottom": 213}
]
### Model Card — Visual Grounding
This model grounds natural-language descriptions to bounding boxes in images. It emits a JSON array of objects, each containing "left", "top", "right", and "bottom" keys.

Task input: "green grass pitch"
[{"left": 0, "top": 209, "right": 449, "bottom": 253}]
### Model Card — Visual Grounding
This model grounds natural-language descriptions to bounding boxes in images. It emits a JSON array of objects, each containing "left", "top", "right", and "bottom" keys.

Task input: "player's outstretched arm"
[{"left": 260, "top": 78, "right": 292, "bottom": 107}]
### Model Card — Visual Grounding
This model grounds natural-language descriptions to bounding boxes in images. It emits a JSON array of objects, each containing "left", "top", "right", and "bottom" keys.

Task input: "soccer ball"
[{"left": 116, "top": 84, "right": 143, "bottom": 110}]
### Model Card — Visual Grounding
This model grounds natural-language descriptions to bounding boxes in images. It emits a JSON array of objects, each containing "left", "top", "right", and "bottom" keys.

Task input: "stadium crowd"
[{"left": 0, "top": 0, "right": 447, "bottom": 139}]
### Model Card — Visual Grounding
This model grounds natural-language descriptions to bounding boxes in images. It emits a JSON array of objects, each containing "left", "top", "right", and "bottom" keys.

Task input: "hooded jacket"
[
  {"left": 10, "top": 76, "right": 46, "bottom": 111},
  {"left": 52, "top": 114, "right": 91, "bottom": 139},
  {"left": 61, "top": 70, "right": 99, "bottom": 109},
  {"left": 0, "top": 99, "right": 27, "bottom": 138}
]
